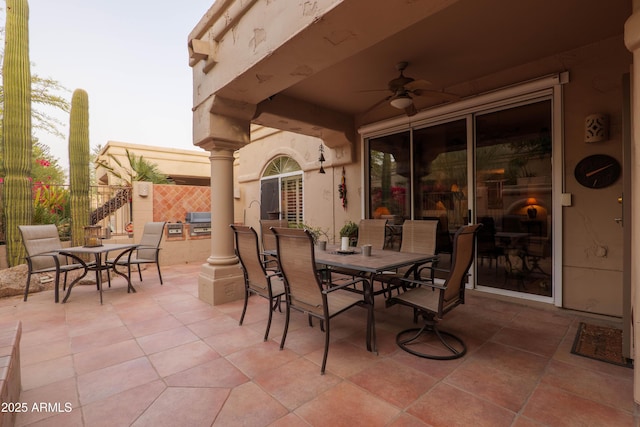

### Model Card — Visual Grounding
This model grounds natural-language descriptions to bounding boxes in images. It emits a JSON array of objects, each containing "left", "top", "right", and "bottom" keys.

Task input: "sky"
[{"left": 27, "top": 0, "right": 214, "bottom": 172}]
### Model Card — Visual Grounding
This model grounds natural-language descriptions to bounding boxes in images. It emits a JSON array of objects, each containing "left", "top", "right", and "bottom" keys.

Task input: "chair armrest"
[{"left": 399, "top": 277, "right": 446, "bottom": 290}]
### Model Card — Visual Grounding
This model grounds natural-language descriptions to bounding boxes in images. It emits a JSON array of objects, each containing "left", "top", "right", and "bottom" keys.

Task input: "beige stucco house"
[
  {"left": 187, "top": 0, "right": 640, "bottom": 401},
  {"left": 95, "top": 141, "right": 211, "bottom": 186}
]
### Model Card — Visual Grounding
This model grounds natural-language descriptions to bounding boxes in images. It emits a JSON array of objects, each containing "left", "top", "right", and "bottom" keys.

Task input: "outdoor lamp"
[{"left": 84, "top": 225, "right": 103, "bottom": 247}]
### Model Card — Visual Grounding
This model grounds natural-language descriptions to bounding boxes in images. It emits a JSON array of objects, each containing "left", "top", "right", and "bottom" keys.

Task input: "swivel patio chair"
[
  {"left": 108, "top": 221, "right": 166, "bottom": 285},
  {"left": 272, "top": 227, "right": 374, "bottom": 374},
  {"left": 231, "top": 224, "right": 286, "bottom": 341},
  {"left": 19, "top": 224, "right": 90, "bottom": 303},
  {"left": 386, "top": 224, "right": 481, "bottom": 360}
]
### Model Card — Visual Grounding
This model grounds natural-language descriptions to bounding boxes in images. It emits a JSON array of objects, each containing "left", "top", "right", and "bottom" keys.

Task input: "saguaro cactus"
[
  {"left": 68, "top": 89, "right": 90, "bottom": 247},
  {"left": 2, "top": 0, "right": 33, "bottom": 267}
]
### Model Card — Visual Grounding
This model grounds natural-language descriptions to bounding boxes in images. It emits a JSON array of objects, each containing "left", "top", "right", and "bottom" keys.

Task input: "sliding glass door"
[
  {"left": 366, "top": 98, "right": 553, "bottom": 298},
  {"left": 474, "top": 100, "right": 552, "bottom": 296}
]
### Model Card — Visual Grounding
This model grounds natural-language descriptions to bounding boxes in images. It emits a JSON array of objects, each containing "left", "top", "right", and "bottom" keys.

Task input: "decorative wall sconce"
[
  {"left": 584, "top": 113, "right": 609, "bottom": 143},
  {"left": 318, "top": 144, "right": 326, "bottom": 174}
]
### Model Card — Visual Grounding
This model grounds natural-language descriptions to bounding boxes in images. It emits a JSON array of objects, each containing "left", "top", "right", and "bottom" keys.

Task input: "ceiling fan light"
[{"left": 390, "top": 94, "right": 413, "bottom": 109}]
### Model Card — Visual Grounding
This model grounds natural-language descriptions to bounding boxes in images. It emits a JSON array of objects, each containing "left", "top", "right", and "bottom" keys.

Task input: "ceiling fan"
[{"left": 363, "top": 61, "right": 459, "bottom": 117}]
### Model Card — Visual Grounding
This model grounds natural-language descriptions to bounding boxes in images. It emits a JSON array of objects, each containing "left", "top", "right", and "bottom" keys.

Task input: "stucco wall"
[
  {"left": 561, "top": 35, "right": 630, "bottom": 316},
  {"left": 235, "top": 128, "right": 361, "bottom": 243}
]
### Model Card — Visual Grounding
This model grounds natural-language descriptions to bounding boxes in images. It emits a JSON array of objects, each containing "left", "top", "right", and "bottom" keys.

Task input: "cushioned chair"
[
  {"left": 109, "top": 222, "right": 166, "bottom": 284},
  {"left": 19, "top": 224, "right": 89, "bottom": 303},
  {"left": 231, "top": 224, "right": 286, "bottom": 341},
  {"left": 272, "top": 227, "right": 374, "bottom": 374},
  {"left": 386, "top": 224, "right": 481, "bottom": 360}
]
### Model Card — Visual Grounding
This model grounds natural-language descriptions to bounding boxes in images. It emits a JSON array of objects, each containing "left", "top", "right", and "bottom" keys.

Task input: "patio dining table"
[
  {"left": 272, "top": 244, "right": 436, "bottom": 353},
  {"left": 58, "top": 243, "right": 139, "bottom": 304},
  {"left": 266, "top": 245, "right": 437, "bottom": 300}
]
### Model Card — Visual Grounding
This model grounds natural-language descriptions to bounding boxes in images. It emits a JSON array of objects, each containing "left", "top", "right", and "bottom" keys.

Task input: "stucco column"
[
  {"left": 624, "top": 4, "right": 640, "bottom": 404},
  {"left": 192, "top": 95, "right": 254, "bottom": 306},
  {"left": 197, "top": 147, "right": 244, "bottom": 305}
]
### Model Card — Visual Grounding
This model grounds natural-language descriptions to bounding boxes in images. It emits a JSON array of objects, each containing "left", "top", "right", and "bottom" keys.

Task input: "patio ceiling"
[{"left": 211, "top": 0, "right": 630, "bottom": 132}]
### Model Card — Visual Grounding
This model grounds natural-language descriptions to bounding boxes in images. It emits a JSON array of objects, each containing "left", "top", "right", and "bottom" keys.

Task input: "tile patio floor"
[{"left": 2, "top": 262, "right": 637, "bottom": 426}]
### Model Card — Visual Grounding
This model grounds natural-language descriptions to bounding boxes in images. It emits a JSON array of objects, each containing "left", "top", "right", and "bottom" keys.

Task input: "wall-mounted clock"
[{"left": 574, "top": 154, "right": 621, "bottom": 189}]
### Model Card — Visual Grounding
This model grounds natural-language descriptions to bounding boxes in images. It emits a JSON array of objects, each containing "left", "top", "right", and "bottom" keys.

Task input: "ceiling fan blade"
[
  {"left": 412, "top": 89, "right": 460, "bottom": 102},
  {"left": 362, "top": 96, "right": 392, "bottom": 115},
  {"left": 356, "top": 88, "right": 391, "bottom": 93},
  {"left": 404, "top": 79, "right": 431, "bottom": 91}
]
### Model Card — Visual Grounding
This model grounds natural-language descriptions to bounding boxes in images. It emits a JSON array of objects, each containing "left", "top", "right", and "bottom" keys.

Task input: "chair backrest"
[
  {"left": 400, "top": 220, "right": 438, "bottom": 254},
  {"left": 356, "top": 219, "right": 387, "bottom": 250},
  {"left": 441, "top": 224, "right": 482, "bottom": 313},
  {"left": 260, "top": 219, "right": 289, "bottom": 252},
  {"left": 18, "top": 224, "right": 64, "bottom": 270},
  {"left": 137, "top": 222, "right": 166, "bottom": 259},
  {"left": 272, "top": 227, "right": 324, "bottom": 315},
  {"left": 231, "top": 225, "right": 270, "bottom": 293}
]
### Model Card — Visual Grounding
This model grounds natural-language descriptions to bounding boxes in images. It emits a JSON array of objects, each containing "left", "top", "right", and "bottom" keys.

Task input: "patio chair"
[
  {"left": 108, "top": 221, "right": 166, "bottom": 285},
  {"left": 260, "top": 219, "right": 288, "bottom": 253},
  {"left": 330, "top": 219, "right": 388, "bottom": 279},
  {"left": 272, "top": 226, "right": 374, "bottom": 374},
  {"left": 375, "top": 219, "right": 439, "bottom": 296},
  {"left": 259, "top": 219, "right": 288, "bottom": 268},
  {"left": 356, "top": 219, "right": 388, "bottom": 250},
  {"left": 231, "top": 224, "right": 286, "bottom": 341},
  {"left": 386, "top": 223, "right": 481, "bottom": 360},
  {"left": 19, "top": 224, "right": 89, "bottom": 303}
]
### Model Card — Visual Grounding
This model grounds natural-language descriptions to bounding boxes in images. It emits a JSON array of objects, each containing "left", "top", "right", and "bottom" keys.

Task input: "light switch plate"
[{"left": 561, "top": 193, "right": 572, "bottom": 206}]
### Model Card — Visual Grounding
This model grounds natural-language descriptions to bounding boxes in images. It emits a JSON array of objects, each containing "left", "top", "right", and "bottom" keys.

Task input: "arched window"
[{"left": 260, "top": 156, "right": 303, "bottom": 223}]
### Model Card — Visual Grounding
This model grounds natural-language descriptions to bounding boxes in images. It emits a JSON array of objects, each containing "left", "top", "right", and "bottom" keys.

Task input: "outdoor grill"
[{"left": 185, "top": 212, "right": 211, "bottom": 236}]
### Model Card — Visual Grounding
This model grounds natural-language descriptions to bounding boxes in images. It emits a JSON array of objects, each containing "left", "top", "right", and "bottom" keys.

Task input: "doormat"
[{"left": 571, "top": 322, "right": 632, "bottom": 368}]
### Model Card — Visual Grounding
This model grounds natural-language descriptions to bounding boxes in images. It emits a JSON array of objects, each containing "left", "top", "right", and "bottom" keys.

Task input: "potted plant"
[
  {"left": 339, "top": 221, "right": 359, "bottom": 247},
  {"left": 293, "top": 223, "right": 329, "bottom": 247}
]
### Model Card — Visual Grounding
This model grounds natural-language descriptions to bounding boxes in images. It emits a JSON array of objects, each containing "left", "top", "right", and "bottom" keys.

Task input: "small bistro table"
[{"left": 59, "top": 243, "right": 139, "bottom": 304}]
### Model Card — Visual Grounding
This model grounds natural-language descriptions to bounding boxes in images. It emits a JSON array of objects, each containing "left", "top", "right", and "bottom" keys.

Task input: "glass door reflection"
[{"left": 475, "top": 100, "right": 553, "bottom": 296}]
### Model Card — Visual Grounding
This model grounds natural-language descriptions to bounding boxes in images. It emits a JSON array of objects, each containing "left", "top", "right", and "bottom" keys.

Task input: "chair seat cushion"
[
  {"left": 392, "top": 287, "right": 440, "bottom": 313},
  {"left": 326, "top": 290, "right": 364, "bottom": 317}
]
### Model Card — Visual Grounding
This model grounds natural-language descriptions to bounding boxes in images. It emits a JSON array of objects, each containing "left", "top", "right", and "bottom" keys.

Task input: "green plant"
[
  {"left": 292, "top": 222, "right": 329, "bottom": 244},
  {"left": 68, "top": 89, "right": 90, "bottom": 247},
  {"left": 33, "top": 184, "right": 71, "bottom": 240},
  {"left": 96, "top": 148, "right": 172, "bottom": 185},
  {"left": 2, "top": 0, "right": 33, "bottom": 266},
  {"left": 339, "top": 221, "right": 358, "bottom": 238}
]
